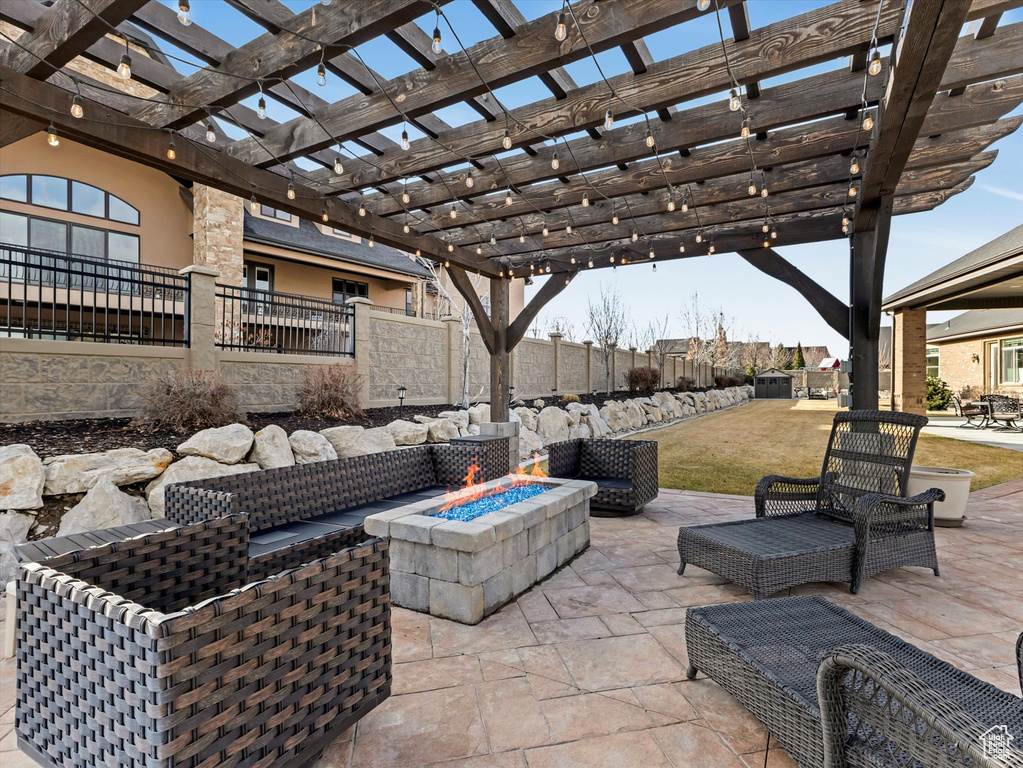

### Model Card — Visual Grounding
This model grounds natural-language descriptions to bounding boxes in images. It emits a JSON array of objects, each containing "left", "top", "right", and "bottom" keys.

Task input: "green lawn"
[{"left": 628, "top": 399, "right": 1023, "bottom": 496}]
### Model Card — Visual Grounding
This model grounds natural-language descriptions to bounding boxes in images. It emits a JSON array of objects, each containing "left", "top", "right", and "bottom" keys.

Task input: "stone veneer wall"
[
  {"left": 366, "top": 312, "right": 449, "bottom": 404},
  {"left": 512, "top": 338, "right": 555, "bottom": 398},
  {"left": 559, "top": 342, "right": 589, "bottom": 393},
  {"left": 192, "top": 186, "right": 244, "bottom": 287},
  {"left": 218, "top": 352, "right": 356, "bottom": 413}
]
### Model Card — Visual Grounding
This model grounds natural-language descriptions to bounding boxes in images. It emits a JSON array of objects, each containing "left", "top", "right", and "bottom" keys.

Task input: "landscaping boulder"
[
  {"left": 57, "top": 480, "right": 150, "bottom": 537},
  {"left": 0, "top": 444, "right": 44, "bottom": 510},
  {"left": 625, "top": 401, "right": 646, "bottom": 430},
  {"left": 386, "top": 420, "right": 428, "bottom": 446},
  {"left": 514, "top": 407, "right": 537, "bottom": 432},
  {"left": 146, "top": 456, "right": 259, "bottom": 517},
  {"left": 44, "top": 448, "right": 174, "bottom": 496},
  {"left": 177, "top": 424, "right": 254, "bottom": 465},
  {"left": 536, "top": 406, "right": 570, "bottom": 445},
  {"left": 427, "top": 419, "right": 460, "bottom": 443},
  {"left": 289, "top": 431, "right": 338, "bottom": 464},
  {"left": 437, "top": 410, "right": 470, "bottom": 430},
  {"left": 0, "top": 511, "right": 33, "bottom": 585},
  {"left": 518, "top": 427, "right": 544, "bottom": 460},
  {"left": 467, "top": 403, "right": 491, "bottom": 425},
  {"left": 568, "top": 423, "right": 591, "bottom": 440},
  {"left": 413, "top": 414, "right": 438, "bottom": 424},
  {"left": 319, "top": 426, "right": 364, "bottom": 457},
  {"left": 533, "top": 399, "right": 545, "bottom": 409},
  {"left": 353, "top": 427, "right": 398, "bottom": 455},
  {"left": 248, "top": 425, "right": 295, "bottom": 469}
]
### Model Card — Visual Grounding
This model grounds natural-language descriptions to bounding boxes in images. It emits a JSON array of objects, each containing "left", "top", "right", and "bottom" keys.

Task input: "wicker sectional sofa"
[
  {"left": 165, "top": 442, "right": 496, "bottom": 579},
  {"left": 686, "top": 595, "right": 1023, "bottom": 768},
  {"left": 547, "top": 438, "right": 658, "bottom": 515},
  {"left": 16, "top": 516, "right": 391, "bottom": 768}
]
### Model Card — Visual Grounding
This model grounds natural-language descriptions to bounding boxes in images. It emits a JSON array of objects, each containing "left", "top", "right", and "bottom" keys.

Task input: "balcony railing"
[
  {"left": 373, "top": 305, "right": 417, "bottom": 317},
  {"left": 0, "top": 244, "right": 189, "bottom": 346},
  {"left": 215, "top": 283, "right": 355, "bottom": 357}
]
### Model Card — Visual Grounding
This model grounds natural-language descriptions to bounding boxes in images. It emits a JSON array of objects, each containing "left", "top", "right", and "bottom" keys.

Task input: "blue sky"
[{"left": 159, "top": 0, "right": 1023, "bottom": 355}]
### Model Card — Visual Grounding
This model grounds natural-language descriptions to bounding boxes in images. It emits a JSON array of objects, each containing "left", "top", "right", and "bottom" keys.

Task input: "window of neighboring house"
[
  {"left": 1002, "top": 337, "right": 1023, "bottom": 384},
  {"left": 0, "top": 174, "right": 139, "bottom": 225},
  {"left": 242, "top": 261, "right": 274, "bottom": 292},
  {"left": 925, "top": 346, "right": 940, "bottom": 379},
  {"left": 406, "top": 287, "right": 414, "bottom": 316},
  {"left": 0, "top": 210, "right": 139, "bottom": 263},
  {"left": 259, "top": 204, "right": 292, "bottom": 222},
  {"left": 332, "top": 278, "right": 368, "bottom": 304}
]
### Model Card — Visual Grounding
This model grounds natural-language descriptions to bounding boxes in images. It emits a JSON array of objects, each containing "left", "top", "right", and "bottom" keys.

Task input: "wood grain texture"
[{"left": 446, "top": 265, "right": 497, "bottom": 353}]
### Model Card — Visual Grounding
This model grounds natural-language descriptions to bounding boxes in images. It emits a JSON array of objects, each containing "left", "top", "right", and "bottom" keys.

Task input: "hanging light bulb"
[
  {"left": 505, "top": 191, "right": 513, "bottom": 207},
  {"left": 631, "top": 230, "right": 638, "bottom": 242},
  {"left": 604, "top": 108, "right": 614, "bottom": 130},
  {"left": 166, "top": 136, "right": 176, "bottom": 160},
  {"left": 502, "top": 129, "right": 512, "bottom": 150},
  {"left": 862, "top": 113, "right": 874, "bottom": 131},
  {"left": 519, "top": 234, "right": 525, "bottom": 244},
  {"left": 447, "top": 243, "right": 454, "bottom": 252},
  {"left": 545, "top": 263, "right": 551, "bottom": 274},
  {"left": 450, "top": 205, "right": 457, "bottom": 219},
  {"left": 667, "top": 195, "right": 676, "bottom": 212},
  {"left": 402, "top": 189, "right": 410, "bottom": 204},
  {"left": 649, "top": 249, "right": 655, "bottom": 259},
  {"left": 46, "top": 123, "right": 59, "bottom": 147},
  {"left": 334, "top": 150, "right": 344, "bottom": 175},
  {"left": 403, "top": 222, "right": 410, "bottom": 234},
  {"left": 740, "top": 118, "right": 750, "bottom": 139},
  {"left": 763, "top": 239, "right": 770, "bottom": 248},
  {"left": 322, "top": 207, "right": 329, "bottom": 223},
  {"left": 400, "top": 129, "right": 410, "bottom": 151},
  {"left": 868, "top": 49, "right": 882, "bottom": 76},
  {"left": 443, "top": 257, "right": 448, "bottom": 266},
  {"left": 708, "top": 241, "right": 716, "bottom": 254},
  {"left": 359, "top": 202, "right": 367, "bottom": 216},
  {"left": 206, "top": 122, "right": 216, "bottom": 143},
  {"left": 587, "top": 257, "right": 594, "bottom": 268},
  {"left": 250, "top": 194, "right": 258, "bottom": 214},
  {"left": 117, "top": 52, "right": 132, "bottom": 80},
  {"left": 761, "top": 185, "right": 769, "bottom": 198},
  {"left": 762, "top": 222, "right": 770, "bottom": 234},
  {"left": 368, "top": 236, "right": 375, "bottom": 248},
  {"left": 542, "top": 224, "right": 549, "bottom": 237},
  {"left": 477, "top": 245, "right": 483, "bottom": 255},
  {"left": 70, "top": 94, "right": 84, "bottom": 119},
  {"left": 432, "top": 25, "right": 442, "bottom": 55},
  {"left": 748, "top": 179, "right": 757, "bottom": 196},
  {"left": 679, "top": 242, "right": 685, "bottom": 253},
  {"left": 728, "top": 88, "right": 741, "bottom": 112},
  {"left": 415, "top": 248, "right": 421, "bottom": 257},
  {"left": 610, "top": 254, "right": 615, "bottom": 264},
  {"left": 566, "top": 224, "right": 573, "bottom": 234},
  {"left": 257, "top": 94, "right": 267, "bottom": 119},
  {"left": 287, "top": 183, "right": 296, "bottom": 200},
  {"left": 530, "top": 263, "right": 536, "bottom": 272},
  {"left": 499, "top": 268, "right": 505, "bottom": 278},
  {"left": 681, "top": 199, "right": 689, "bottom": 213},
  {"left": 645, "top": 129, "right": 655, "bottom": 149},
  {"left": 771, "top": 228, "right": 778, "bottom": 240},
  {"left": 177, "top": 0, "right": 191, "bottom": 25},
  {"left": 848, "top": 185, "right": 858, "bottom": 198},
  {"left": 850, "top": 157, "right": 860, "bottom": 175},
  {"left": 581, "top": 193, "right": 589, "bottom": 207},
  {"left": 554, "top": 11, "right": 567, "bottom": 42},
  {"left": 697, "top": 0, "right": 711, "bottom": 10},
  {"left": 316, "top": 61, "right": 327, "bottom": 87},
  {"left": 695, "top": 231, "right": 703, "bottom": 244},
  {"left": 842, "top": 223, "right": 850, "bottom": 234},
  {"left": 570, "top": 256, "right": 576, "bottom": 264},
  {"left": 612, "top": 213, "right": 619, "bottom": 225},
  {"left": 465, "top": 171, "right": 474, "bottom": 188},
  {"left": 491, "top": 233, "right": 497, "bottom": 246},
  {"left": 551, "top": 151, "right": 560, "bottom": 170}
]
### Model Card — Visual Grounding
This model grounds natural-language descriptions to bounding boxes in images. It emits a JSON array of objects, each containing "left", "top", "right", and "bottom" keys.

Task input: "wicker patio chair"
[
  {"left": 15, "top": 515, "right": 391, "bottom": 768},
  {"left": 677, "top": 410, "right": 943, "bottom": 597},
  {"left": 981, "top": 394, "right": 1022, "bottom": 432},
  {"left": 951, "top": 395, "right": 990, "bottom": 429},
  {"left": 547, "top": 438, "right": 658, "bottom": 516},
  {"left": 686, "top": 595, "right": 1023, "bottom": 768}
]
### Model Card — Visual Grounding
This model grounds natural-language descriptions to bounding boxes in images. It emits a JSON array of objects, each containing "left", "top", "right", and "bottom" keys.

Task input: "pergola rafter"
[{"left": 0, "top": 0, "right": 1020, "bottom": 415}]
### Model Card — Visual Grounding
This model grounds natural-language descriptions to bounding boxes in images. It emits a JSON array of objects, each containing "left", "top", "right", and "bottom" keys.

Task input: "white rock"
[
  {"left": 642, "top": 404, "right": 664, "bottom": 422},
  {"left": 0, "top": 444, "right": 44, "bottom": 510},
  {"left": 145, "top": 456, "right": 259, "bottom": 517},
  {"left": 413, "top": 414, "right": 438, "bottom": 424},
  {"left": 518, "top": 427, "right": 544, "bottom": 460},
  {"left": 584, "top": 414, "right": 611, "bottom": 437},
  {"left": 625, "top": 401, "right": 646, "bottom": 430},
  {"left": 427, "top": 419, "right": 460, "bottom": 443},
  {"left": 514, "top": 407, "right": 537, "bottom": 432},
  {"left": 386, "top": 420, "right": 428, "bottom": 446},
  {"left": 177, "top": 424, "right": 254, "bottom": 464},
  {"left": 289, "top": 431, "right": 338, "bottom": 464},
  {"left": 437, "top": 410, "right": 470, "bottom": 429},
  {"left": 535, "top": 407, "right": 570, "bottom": 445},
  {"left": 352, "top": 427, "right": 398, "bottom": 455},
  {"left": 533, "top": 399, "right": 546, "bottom": 409},
  {"left": 57, "top": 479, "right": 150, "bottom": 537},
  {"left": 467, "top": 424, "right": 480, "bottom": 436},
  {"left": 566, "top": 409, "right": 580, "bottom": 426},
  {"left": 568, "top": 423, "right": 591, "bottom": 440},
  {"left": 467, "top": 403, "right": 491, "bottom": 425},
  {"left": 0, "top": 511, "right": 34, "bottom": 584},
  {"left": 44, "top": 448, "right": 174, "bottom": 496},
  {"left": 248, "top": 425, "right": 295, "bottom": 469},
  {"left": 319, "top": 426, "right": 364, "bottom": 457}
]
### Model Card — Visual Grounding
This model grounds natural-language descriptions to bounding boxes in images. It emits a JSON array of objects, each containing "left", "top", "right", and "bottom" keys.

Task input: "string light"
[
  {"left": 554, "top": 11, "right": 567, "bottom": 42},
  {"left": 205, "top": 121, "right": 216, "bottom": 143},
  {"left": 645, "top": 129, "right": 655, "bottom": 149},
  {"left": 519, "top": 234, "right": 525, "bottom": 244},
  {"left": 257, "top": 94, "right": 267, "bottom": 119},
  {"left": 566, "top": 224, "right": 572, "bottom": 234},
  {"left": 368, "top": 236, "right": 375, "bottom": 248},
  {"left": 415, "top": 248, "right": 421, "bottom": 257},
  {"left": 666, "top": 195, "right": 676, "bottom": 212},
  {"left": 850, "top": 156, "right": 860, "bottom": 175},
  {"left": 652, "top": 263, "right": 657, "bottom": 272},
  {"left": 322, "top": 207, "right": 329, "bottom": 223},
  {"left": 695, "top": 231, "right": 703, "bottom": 244},
  {"left": 708, "top": 241, "right": 716, "bottom": 254},
  {"left": 570, "top": 256, "right": 576, "bottom": 264},
  {"left": 566, "top": 274, "right": 572, "bottom": 283},
  {"left": 465, "top": 171, "right": 474, "bottom": 188},
  {"left": 403, "top": 222, "right": 410, "bottom": 234},
  {"left": 587, "top": 257, "right": 594, "bottom": 268},
  {"left": 447, "top": 243, "right": 454, "bottom": 252},
  {"left": 728, "top": 88, "right": 741, "bottom": 112},
  {"left": 581, "top": 193, "right": 589, "bottom": 207},
  {"left": 631, "top": 230, "right": 638, "bottom": 242},
  {"left": 400, "top": 128, "right": 410, "bottom": 151},
  {"left": 491, "top": 233, "right": 497, "bottom": 245},
  {"left": 334, "top": 147, "right": 343, "bottom": 175},
  {"left": 610, "top": 254, "right": 615, "bottom": 263},
  {"left": 502, "top": 129, "right": 512, "bottom": 150},
  {"left": 46, "top": 122, "right": 59, "bottom": 147},
  {"left": 431, "top": 20, "right": 442, "bottom": 55},
  {"left": 477, "top": 244, "right": 483, "bottom": 254},
  {"left": 316, "top": 58, "right": 327, "bottom": 87},
  {"left": 70, "top": 95, "right": 84, "bottom": 119},
  {"left": 443, "top": 258, "right": 449, "bottom": 266},
  {"left": 679, "top": 242, "right": 685, "bottom": 253},
  {"left": 359, "top": 201, "right": 367, "bottom": 216},
  {"left": 545, "top": 263, "right": 551, "bottom": 274},
  {"left": 648, "top": 249, "right": 655, "bottom": 259},
  {"left": 697, "top": 0, "right": 711, "bottom": 11},
  {"left": 603, "top": 108, "right": 614, "bottom": 130},
  {"left": 868, "top": 49, "right": 882, "bottom": 76},
  {"left": 740, "top": 118, "right": 750, "bottom": 139},
  {"left": 761, "top": 185, "right": 768, "bottom": 198},
  {"left": 166, "top": 135, "right": 176, "bottom": 160},
  {"left": 748, "top": 178, "right": 757, "bottom": 196},
  {"left": 117, "top": 40, "right": 132, "bottom": 80},
  {"left": 402, "top": 185, "right": 410, "bottom": 204},
  {"left": 771, "top": 227, "right": 778, "bottom": 239},
  {"left": 505, "top": 191, "right": 513, "bottom": 207},
  {"left": 249, "top": 193, "right": 258, "bottom": 214},
  {"left": 848, "top": 185, "right": 858, "bottom": 198},
  {"left": 542, "top": 223, "right": 549, "bottom": 237},
  {"left": 762, "top": 222, "right": 770, "bottom": 234},
  {"left": 612, "top": 212, "right": 619, "bottom": 225},
  {"left": 177, "top": 0, "right": 191, "bottom": 25},
  {"left": 287, "top": 183, "right": 296, "bottom": 200},
  {"left": 763, "top": 239, "right": 770, "bottom": 248},
  {"left": 450, "top": 205, "right": 457, "bottom": 219},
  {"left": 551, "top": 151, "right": 560, "bottom": 170},
  {"left": 862, "top": 112, "right": 874, "bottom": 131}
]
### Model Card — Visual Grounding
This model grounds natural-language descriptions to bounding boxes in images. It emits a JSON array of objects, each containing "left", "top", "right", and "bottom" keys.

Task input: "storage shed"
[{"left": 754, "top": 368, "right": 794, "bottom": 399}]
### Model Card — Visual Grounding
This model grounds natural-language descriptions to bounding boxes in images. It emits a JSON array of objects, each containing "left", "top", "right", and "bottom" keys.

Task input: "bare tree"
[
  {"left": 545, "top": 314, "right": 577, "bottom": 342},
  {"left": 647, "top": 314, "right": 674, "bottom": 387},
  {"left": 679, "top": 293, "right": 715, "bottom": 366},
  {"left": 737, "top": 328, "right": 772, "bottom": 375},
  {"left": 772, "top": 343, "right": 793, "bottom": 370},
  {"left": 712, "top": 313, "right": 729, "bottom": 367},
  {"left": 586, "top": 283, "right": 628, "bottom": 393}
]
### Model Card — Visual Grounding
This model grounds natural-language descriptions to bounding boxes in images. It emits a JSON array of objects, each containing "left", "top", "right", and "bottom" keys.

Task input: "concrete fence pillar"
[
  {"left": 629, "top": 347, "right": 637, "bottom": 373},
  {"left": 583, "top": 341, "right": 593, "bottom": 393},
  {"left": 893, "top": 307, "right": 928, "bottom": 415},
  {"left": 346, "top": 297, "right": 374, "bottom": 407},
  {"left": 442, "top": 316, "right": 461, "bottom": 405},
  {"left": 549, "top": 333, "right": 563, "bottom": 393},
  {"left": 608, "top": 345, "right": 617, "bottom": 393},
  {"left": 180, "top": 265, "right": 219, "bottom": 371}
]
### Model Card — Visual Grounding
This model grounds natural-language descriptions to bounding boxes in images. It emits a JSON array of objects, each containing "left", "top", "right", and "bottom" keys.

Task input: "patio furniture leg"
[
  {"left": 678, "top": 561, "right": 687, "bottom": 576},
  {"left": 686, "top": 665, "right": 698, "bottom": 680}
]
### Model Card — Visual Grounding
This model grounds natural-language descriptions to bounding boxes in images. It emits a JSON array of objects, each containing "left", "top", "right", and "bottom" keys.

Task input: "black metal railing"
[
  {"left": 215, "top": 284, "right": 355, "bottom": 357},
  {"left": 373, "top": 305, "right": 417, "bottom": 317},
  {"left": 0, "top": 244, "right": 189, "bottom": 346}
]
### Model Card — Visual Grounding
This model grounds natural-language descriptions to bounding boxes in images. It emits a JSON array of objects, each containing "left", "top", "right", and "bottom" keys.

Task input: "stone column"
[
  {"left": 549, "top": 332, "right": 563, "bottom": 394},
  {"left": 346, "top": 297, "right": 373, "bottom": 408},
  {"left": 442, "top": 316, "right": 462, "bottom": 404},
  {"left": 180, "top": 265, "right": 219, "bottom": 371},
  {"left": 629, "top": 347, "right": 637, "bottom": 373},
  {"left": 583, "top": 341, "right": 593, "bottom": 393},
  {"left": 192, "top": 186, "right": 244, "bottom": 285},
  {"left": 893, "top": 307, "right": 928, "bottom": 415}
]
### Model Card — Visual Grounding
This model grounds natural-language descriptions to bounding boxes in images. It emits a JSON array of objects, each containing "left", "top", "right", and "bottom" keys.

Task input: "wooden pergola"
[{"left": 2, "top": 0, "right": 1020, "bottom": 419}]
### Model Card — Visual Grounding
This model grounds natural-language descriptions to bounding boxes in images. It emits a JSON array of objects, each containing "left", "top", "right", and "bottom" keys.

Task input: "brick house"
[{"left": 923, "top": 309, "right": 1023, "bottom": 398}]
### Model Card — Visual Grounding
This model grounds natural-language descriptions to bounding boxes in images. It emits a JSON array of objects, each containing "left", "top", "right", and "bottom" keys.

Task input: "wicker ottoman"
[
  {"left": 16, "top": 516, "right": 391, "bottom": 768},
  {"left": 686, "top": 596, "right": 1023, "bottom": 768}
]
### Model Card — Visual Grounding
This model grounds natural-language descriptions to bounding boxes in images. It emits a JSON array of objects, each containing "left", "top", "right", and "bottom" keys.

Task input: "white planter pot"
[{"left": 907, "top": 466, "right": 975, "bottom": 527}]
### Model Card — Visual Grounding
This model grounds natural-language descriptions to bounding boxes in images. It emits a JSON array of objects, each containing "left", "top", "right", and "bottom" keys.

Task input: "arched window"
[{"left": 0, "top": 175, "right": 139, "bottom": 225}]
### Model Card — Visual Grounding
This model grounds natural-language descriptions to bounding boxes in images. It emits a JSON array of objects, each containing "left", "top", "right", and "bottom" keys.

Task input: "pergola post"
[
  {"left": 850, "top": 195, "right": 894, "bottom": 410},
  {"left": 490, "top": 277, "right": 510, "bottom": 423}
]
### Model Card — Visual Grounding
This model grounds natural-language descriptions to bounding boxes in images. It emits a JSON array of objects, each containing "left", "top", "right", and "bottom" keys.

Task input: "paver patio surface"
[{"left": 1, "top": 479, "right": 1020, "bottom": 767}]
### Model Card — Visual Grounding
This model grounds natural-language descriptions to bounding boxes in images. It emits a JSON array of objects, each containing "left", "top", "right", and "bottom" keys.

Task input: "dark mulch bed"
[{"left": 1, "top": 403, "right": 464, "bottom": 458}]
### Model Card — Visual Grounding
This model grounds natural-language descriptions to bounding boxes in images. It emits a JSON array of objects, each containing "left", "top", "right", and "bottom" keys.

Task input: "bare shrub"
[
  {"left": 296, "top": 364, "right": 365, "bottom": 421},
  {"left": 676, "top": 376, "right": 696, "bottom": 392},
  {"left": 138, "top": 369, "right": 241, "bottom": 430},
  {"left": 626, "top": 366, "right": 660, "bottom": 395},
  {"left": 562, "top": 393, "right": 580, "bottom": 403}
]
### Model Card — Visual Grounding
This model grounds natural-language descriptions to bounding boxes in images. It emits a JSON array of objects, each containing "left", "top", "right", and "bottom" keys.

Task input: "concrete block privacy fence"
[{"left": 0, "top": 266, "right": 742, "bottom": 420}]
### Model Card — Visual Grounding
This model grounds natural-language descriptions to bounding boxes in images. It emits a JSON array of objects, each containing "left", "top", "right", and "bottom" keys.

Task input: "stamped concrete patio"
[{"left": 1, "top": 480, "right": 1021, "bottom": 768}]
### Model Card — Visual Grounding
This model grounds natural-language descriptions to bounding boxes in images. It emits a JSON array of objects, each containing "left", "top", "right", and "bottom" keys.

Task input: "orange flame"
[{"left": 440, "top": 454, "right": 548, "bottom": 512}]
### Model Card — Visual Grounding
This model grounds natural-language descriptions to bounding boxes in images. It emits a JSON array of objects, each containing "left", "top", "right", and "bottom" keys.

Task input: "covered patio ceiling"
[{"left": 1, "top": 0, "right": 1021, "bottom": 412}]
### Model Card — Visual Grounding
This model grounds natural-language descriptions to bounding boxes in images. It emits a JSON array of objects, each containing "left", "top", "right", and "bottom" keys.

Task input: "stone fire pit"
[{"left": 364, "top": 476, "right": 596, "bottom": 624}]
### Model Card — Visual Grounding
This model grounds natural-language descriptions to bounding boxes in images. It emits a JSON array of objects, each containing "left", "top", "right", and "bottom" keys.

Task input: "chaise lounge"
[
  {"left": 677, "top": 410, "right": 942, "bottom": 597},
  {"left": 547, "top": 438, "right": 658, "bottom": 516}
]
